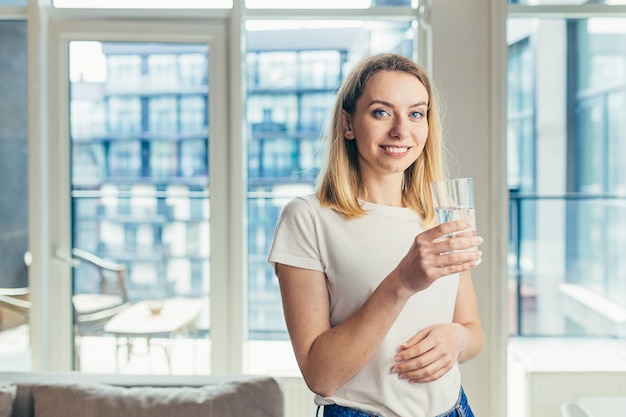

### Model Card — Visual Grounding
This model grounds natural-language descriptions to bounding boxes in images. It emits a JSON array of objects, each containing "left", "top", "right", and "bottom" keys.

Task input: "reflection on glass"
[
  {"left": 69, "top": 41, "right": 210, "bottom": 374},
  {"left": 0, "top": 21, "right": 29, "bottom": 371},
  {"left": 244, "top": 19, "right": 417, "bottom": 373},
  {"left": 507, "top": 18, "right": 626, "bottom": 337}
]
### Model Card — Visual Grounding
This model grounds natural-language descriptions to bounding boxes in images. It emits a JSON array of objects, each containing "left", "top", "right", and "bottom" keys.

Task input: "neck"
[{"left": 360, "top": 180, "right": 405, "bottom": 207}]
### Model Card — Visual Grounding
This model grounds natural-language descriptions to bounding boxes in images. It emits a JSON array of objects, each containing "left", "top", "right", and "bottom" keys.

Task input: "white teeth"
[{"left": 383, "top": 146, "right": 408, "bottom": 153}]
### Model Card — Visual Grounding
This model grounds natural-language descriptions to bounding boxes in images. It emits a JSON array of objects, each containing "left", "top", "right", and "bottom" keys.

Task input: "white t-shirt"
[{"left": 268, "top": 194, "right": 461, "bottom": 417}]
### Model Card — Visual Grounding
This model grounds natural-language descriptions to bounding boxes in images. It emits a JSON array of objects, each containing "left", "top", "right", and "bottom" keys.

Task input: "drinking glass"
[{"left": 430, "top": 177, "right": 479, "bottom": 255}]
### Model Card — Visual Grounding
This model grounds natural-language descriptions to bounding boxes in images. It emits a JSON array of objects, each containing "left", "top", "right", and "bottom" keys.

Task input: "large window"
[
  {"left": 507, "top": 8, "right": 626, "bottom": 337},
  {"left": 244, "top": 18, "right": 418, "bottom": 373},
  {"left": 69, "top": 41, "right": 211, "bottom": 373}
]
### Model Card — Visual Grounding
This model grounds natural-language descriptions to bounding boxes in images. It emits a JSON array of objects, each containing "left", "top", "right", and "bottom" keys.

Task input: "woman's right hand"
[{"left": 394, "top": 220, "right": 483, "bottom": 294}]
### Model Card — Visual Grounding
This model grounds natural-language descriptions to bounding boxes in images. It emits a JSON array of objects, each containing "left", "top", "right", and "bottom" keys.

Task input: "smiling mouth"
[{"left": 381, "top": 146, "right": 410, "bottom": 154}]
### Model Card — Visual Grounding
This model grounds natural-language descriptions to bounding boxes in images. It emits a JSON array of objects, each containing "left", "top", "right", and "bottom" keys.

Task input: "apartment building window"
[
  {"left": 107, "top": 55, "right": 142, "bottom": 92},
  {"left": 148, "top": 55, "right": 178, "bottom": 90},
  {"left": 180, "top": 96, "right": 205, "bottom": 134},
  {"left": 179, "top": 54, "right": 206, "bottom": 88},
  {"left": 149, "top": 97, "right": 178, "bottom": 134},
  {"left": 108, "top": 97, "right": 141, "bottom": 135}
]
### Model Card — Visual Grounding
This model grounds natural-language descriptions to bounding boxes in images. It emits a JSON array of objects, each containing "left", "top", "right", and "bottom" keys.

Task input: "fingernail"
[
  {"left": 394, "top": 355, "right": 402, "bottom": 362},
  {"left": 474, "top": 237, "right": 483, "bottom": 244},
  {"left": 390, "top": 367, "right": 399, "bottom": 374}
]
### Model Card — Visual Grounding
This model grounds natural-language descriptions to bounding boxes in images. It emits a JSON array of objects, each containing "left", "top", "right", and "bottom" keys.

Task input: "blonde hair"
[{"left": 316, "top": 52, "right": 445, "bottom": 225}]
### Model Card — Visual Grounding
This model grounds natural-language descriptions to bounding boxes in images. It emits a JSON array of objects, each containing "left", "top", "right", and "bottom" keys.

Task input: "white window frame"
[{"left": 33, "top": 16, "right": 231, "bottom": 371}]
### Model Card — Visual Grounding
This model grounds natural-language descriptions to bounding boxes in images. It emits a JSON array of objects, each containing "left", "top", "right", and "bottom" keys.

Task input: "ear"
[{"left": 342, "top": 110, "right": 355, "bottom": 139}]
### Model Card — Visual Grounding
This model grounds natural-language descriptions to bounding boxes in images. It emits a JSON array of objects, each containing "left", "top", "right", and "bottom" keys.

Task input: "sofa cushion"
[
  {"left": 0, "top": 384, "right": 16, "bottom": 417},
  {"left": 32, "top": 377, "right": 283, "bottom": 417}
]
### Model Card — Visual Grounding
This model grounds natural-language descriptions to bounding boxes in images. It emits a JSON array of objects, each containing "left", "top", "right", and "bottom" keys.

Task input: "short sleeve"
[{"left": 267, "top": 196, "right": 325, "bottom": 273}]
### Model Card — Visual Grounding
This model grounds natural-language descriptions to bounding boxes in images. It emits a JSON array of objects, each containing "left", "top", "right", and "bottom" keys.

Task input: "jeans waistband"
[{"left": 320, "top": 404, "right": 380, "bottom": 417}]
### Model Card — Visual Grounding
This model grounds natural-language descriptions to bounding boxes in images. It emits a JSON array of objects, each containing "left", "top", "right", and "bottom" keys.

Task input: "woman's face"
[{"left": 343, "top": 70, "right": 429, "bottom": 182}]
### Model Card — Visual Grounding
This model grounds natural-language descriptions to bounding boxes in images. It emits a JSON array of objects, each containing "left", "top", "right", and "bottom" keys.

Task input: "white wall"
[{"left": 432, "top": 1, "right": 509, "bottom": 416}]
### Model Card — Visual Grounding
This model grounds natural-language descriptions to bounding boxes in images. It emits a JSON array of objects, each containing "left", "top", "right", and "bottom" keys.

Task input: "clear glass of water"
[{"left": 430, "top": 177, "right": 477, "bottom": 243}]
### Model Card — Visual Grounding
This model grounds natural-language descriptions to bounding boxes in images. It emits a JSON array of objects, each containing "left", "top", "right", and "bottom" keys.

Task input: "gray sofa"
[{"left": 0, "top": 372, "right": 283, "bottom": 417}]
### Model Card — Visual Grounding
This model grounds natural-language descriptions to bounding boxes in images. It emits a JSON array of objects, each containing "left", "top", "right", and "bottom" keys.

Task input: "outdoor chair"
[{"left": 0, "top": 249, "right": 130, "bottom": 369}]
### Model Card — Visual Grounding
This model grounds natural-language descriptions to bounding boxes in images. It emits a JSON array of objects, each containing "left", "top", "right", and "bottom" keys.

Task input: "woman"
[{"left": 268, "top": 53, "right": 484, "bottom": 417}]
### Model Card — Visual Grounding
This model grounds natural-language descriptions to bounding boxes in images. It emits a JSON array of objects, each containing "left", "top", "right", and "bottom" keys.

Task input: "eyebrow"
[{"left": 368, "top": 99, "right": 429, "bottom": 108}]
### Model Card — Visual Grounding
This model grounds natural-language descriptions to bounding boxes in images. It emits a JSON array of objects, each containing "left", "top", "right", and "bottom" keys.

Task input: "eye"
[
  {"left": 410, "top": 110, "right": 426, "bottom": 120},
  {"left": 372, "top": 108, "right": 390, "bottom": 118}
]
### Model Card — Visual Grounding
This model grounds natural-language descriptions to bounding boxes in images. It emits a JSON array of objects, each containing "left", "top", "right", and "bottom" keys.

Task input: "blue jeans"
[{"left": 319, "top": 387, "right": 474, "bottom": 417}]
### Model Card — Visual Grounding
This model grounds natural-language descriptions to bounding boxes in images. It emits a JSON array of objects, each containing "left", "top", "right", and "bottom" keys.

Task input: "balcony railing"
[{"left": 509, "top": 192, "right": 626, "bottom": 338}]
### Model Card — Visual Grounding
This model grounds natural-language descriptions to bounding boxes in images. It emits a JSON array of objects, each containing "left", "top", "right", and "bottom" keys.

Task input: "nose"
[{"left": 389, "top": 117, "right": 409, "bottom": 140}]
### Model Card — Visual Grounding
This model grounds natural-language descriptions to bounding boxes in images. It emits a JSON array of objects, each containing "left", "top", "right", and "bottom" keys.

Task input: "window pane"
[
  {"left": 245, "top": 19, "right": 417, "bottom": 374},
  {"left": 507, "top": 18, "right": 626, "bottom": 337},
  {"left": 70, "top": 41, "right": 210, "bottom": 374},
  {"left": 246, "top": 0, "right": 412, "bottom": 8},
  {"left": 0, "top": 20, "right": 29, "bottom": 371},
  {"left": 0, "top": 0, "right": 26, "bottom": 4}
]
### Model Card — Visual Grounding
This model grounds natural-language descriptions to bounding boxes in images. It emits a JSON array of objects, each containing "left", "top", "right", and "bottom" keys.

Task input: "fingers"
[
  {"left": 390, "top": 346, "right": 455, "bottom": 383},
  {"left": 435, "top": 235, "right": 483, "bottom": 255},
  {"left": 399, "top": 224, "right": 483, "bottom": 293},
  {"left": 430, "top": 220, "right": 472, "bottom": 235},
  {"left": 391, "top": 324, "right": 463, "bottom": 383},
  {"left": 434, "top": 220, "right": 473, "bottom": 237},
  {"left": 416, "top": 221, "right": 481, "bottom": 254},
  {"left": 408, "top": 364, "right": 451, "bottom": 383},
  {"left": 433, "top": 232, "right": 483, "bottom": 275},
  {"left": 437, "top": 250, "right": 482, "bottom": 268}
]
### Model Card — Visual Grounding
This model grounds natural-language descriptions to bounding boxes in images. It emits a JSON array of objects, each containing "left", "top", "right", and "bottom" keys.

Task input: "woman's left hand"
[{"left": 390, "top": 323, "right": 465, "bottom": 383}]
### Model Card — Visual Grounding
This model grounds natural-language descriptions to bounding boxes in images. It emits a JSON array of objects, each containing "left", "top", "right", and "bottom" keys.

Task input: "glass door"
[{"left": 46, "top": 19, "right": 227, "bottom": 373}]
